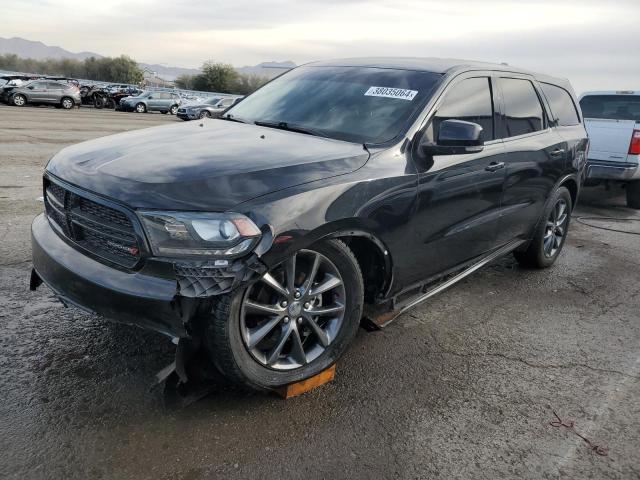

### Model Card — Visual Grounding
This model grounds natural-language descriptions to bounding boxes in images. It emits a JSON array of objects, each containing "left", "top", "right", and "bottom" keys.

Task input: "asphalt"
[{"left": 1, "top": 105, "right": 639, "bottom": 480}]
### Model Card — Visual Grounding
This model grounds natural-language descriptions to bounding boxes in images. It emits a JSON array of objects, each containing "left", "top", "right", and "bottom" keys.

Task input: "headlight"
[{"left": 139, "top": 211, "right": 261, "bottom": 257}]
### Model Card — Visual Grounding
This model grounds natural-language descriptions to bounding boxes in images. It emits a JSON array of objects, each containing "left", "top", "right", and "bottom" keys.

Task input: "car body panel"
[{"left": 46, "top": 119, "right": 370, "bottom": 210}]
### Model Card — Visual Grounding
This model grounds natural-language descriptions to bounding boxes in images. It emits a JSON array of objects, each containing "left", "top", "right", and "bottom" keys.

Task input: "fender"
[{"left": 518, "top": 172, "right": 580, "bottom": 251}]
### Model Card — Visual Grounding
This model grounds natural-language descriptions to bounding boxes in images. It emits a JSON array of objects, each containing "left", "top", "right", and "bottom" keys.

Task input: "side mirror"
[
  {"left": 421, "top": 119, "right": 485, "bottom": 156},
  {"left": 28, "top": 85, "right": 34, "bottom": 90}
]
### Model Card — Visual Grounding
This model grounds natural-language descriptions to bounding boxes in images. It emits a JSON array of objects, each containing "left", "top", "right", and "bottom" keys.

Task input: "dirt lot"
[{"left": 1, "top": 105, "right": 639, "bottom": 480}]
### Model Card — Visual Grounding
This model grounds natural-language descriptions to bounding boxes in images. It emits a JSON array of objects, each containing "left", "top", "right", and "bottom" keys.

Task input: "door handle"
[
  {"left": 550, "top": 148, "right": 565, "bottom": 157},
  {"left": 485, "top": 162, "right": 505, "bottom": 172}
]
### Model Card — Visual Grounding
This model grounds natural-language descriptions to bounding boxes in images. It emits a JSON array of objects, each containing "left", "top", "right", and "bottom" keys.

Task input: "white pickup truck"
[{"left": 579, "top": 91, "right": 640, "bottom": 208}]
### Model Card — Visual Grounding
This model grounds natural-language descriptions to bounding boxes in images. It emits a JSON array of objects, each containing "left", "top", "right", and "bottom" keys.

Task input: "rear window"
[
  {"left": 500, "top": 78, "right": 544, "bottom": 137},
  {"left": 579, "top": 95, "right": 640, "bottom": 122},
  {"left": 541, "top": 83, "right": 580, "bottom": 126}
]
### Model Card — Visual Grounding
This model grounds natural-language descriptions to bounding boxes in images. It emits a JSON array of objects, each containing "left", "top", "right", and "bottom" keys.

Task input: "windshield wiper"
[
  {"left": 254, "top": 120, "right": 329, "bottom": 138},
  {"left": 220, "top": 114, "right": 247, "bottom": 124}
]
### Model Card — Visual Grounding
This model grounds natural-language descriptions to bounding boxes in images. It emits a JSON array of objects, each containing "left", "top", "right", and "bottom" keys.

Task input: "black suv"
[{"left": 31, "top": 58, "right": 588, "bottom": 390}]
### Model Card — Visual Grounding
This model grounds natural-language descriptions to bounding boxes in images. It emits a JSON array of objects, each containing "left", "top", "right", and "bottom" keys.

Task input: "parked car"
[
  {"left": 31, "top": 58, "right": 587, "bottom": 391},
  {"left": 177, "top": 96, "right": 242, "bottom": 120},
  {"left": 1, "top": 75, "right": 43, "bottom": 103},
  {"left": 118, "top": 91, "right": 182, "bottom": 114},
  {"left": 579, "top": 91, "right": 640, "bottom": 207},
  {"left": 5, "top": 80, "right": 81, "bottom": 109}
]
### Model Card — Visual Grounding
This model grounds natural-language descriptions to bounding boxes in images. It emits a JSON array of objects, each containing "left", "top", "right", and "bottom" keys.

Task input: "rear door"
[
  {"left": 45, "top": 82, "right": 64, "bottom": 104},
  {"left": 494, "top": 76, "right": 566, "bottom": 244},
  {"left": 541, "top": 82, "right": 588, "bottom": 174},
  {"left": 410, "top": 74, "right": 506, "bottom": 283}
]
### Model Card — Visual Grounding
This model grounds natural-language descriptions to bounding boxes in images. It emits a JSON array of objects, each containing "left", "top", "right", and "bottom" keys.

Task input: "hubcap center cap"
[{"left": 288, "top": 301, "right": 302, "bottom": 317}]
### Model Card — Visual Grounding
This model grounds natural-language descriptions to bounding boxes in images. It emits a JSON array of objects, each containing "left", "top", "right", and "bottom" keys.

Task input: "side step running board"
[{"left": 374, "top": 239, "right": 526, "bottom": 328}]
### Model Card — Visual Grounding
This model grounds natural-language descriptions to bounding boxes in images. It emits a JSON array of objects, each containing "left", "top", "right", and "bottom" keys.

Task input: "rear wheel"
[
  {"left": 135, "top": 102, "right": 146, "bottom": 113},
  {"left": 514, "top": 186, "right": 572, "bottom": 268},
  {"left": 12, "top": 94, "right": 26, "bottom": 107},
  {"left": 204, "top": 239, "right": 363, "bottom": 390},
  {"left": 626, "top": 180, "right": 640, "bottom": 209},
  {"left": 60, "top": 97, "right": 74, "bottom": 109}
]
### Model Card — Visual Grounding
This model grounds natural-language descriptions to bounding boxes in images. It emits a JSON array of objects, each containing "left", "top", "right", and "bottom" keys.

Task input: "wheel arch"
[
  {"left": 559, "top": 176, "right": 578, "bottom": 210},
  {"left": 262, "top": 221, "right": 394, "bottom": 304}
]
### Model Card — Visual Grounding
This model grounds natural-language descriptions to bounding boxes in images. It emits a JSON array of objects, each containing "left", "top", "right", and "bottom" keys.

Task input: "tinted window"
[
  {"left": 227, "top": 66, "right": 442, "bottom": 144},
  {"left": 579, "top": 95, "right": 640, "bottom": 122},
  {"left": 541, "top": 83, "right": 579, "bottom": 126},
  {"left": 431, "top": 77, "right": 494, "bottom": 141},
  {"left": 47, "top": 82, "right": 64, "bottom": 90},
  {"left": 29, "top": 82, "right": 47, "bottom": 89},
  {"left": 500, "top": 78, "right": 544, "bottom": 137}
]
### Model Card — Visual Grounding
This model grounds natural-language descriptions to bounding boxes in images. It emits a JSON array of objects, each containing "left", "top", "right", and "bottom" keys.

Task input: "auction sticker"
[{"left": 364, "top": 86, "right": 418, "bottom": 101}]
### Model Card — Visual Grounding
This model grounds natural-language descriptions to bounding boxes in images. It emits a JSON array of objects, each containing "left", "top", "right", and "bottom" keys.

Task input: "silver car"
[
  {"left": 119, "top": 91, "right": 182, "bottom": 114},
  {"left": 177, "top": 96, "right": 242, "bottom": 120},
  {"left": 8, "top": 80, "right": 81, "bottom": 109}
]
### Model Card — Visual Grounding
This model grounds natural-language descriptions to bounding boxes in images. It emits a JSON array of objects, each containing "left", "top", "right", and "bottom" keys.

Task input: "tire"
[
  {"left": 199, "top": 110, "right": 211, "bottom": 119},
  {"left": 204, "top": 239, "right": 364, "bottom": 390},
  {"left": 93, "top": 97, "right": 104, "bottom": 109},
  {"left": 12, "top": 94, "right": 26, "bottom": 107},
  {"left": 169, "top": 104, "right": 178, "bottom": 115},
  {"left": 105, "top": 98, "right": 116, "bottom": 109},
  {"left": 135, "top": 103, "right": 146, "bottom": 113},
  {"left": 60, "top": 97, "right": 74, "bottom": 110},
  {"left": 514, "top": 186, "right": 572, "bottom": 268},
  {"left": 626, "top": 180, "right": 640, "bottom": 209}
]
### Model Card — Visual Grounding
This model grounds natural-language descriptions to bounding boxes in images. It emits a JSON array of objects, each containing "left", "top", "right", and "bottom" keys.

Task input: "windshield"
[
  {"left": 225, "top": 65, "right": 442, "bottom": 144},
  {"left": 580, "top": 95, "right": 640, "bottom": 122},
  {"left": 206, "top": 97, "right": 222, "bottom": 105}
]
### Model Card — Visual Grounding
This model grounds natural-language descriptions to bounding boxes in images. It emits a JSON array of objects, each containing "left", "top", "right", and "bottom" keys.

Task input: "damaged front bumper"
[{"left": 31, "top": 213, "right": 265, "bottom": 338}]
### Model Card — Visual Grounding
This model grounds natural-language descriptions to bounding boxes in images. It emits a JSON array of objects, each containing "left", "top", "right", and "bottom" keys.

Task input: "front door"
[{"left": 409, "top": 75, "right": 506, "bottom": 284}]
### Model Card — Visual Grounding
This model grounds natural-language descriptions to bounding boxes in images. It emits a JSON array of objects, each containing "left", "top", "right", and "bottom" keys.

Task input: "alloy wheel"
[
  {"left": 13, "top": 95, "right": 25, "bottom": 106},
  {"left": 240, "top": 249, "right": 346, "bottom": 370},
  {"left": 62, "top": 98, "right": 73, "bottom": 109},
  {"left": 136, "top": 103, "right": 145, "bottom": 113},
  {"left": 543, "top": 198, "right": 568, "bottom": 258}
]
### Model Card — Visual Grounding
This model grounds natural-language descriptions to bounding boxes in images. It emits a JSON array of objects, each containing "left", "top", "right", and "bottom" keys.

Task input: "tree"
[
  {"left": 199, "top": 62, "right": 239, "bottom": 93},
  {"left": 0, "top": 54, "right": 144, "bottom": 84}
]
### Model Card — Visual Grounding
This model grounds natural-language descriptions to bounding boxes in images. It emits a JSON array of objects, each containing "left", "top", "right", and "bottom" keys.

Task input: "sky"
[{"left": 3, "top": 0, "right": 638, "bottom": 93}]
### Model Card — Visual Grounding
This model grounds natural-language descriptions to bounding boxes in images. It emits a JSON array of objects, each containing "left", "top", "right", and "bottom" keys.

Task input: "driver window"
[{"left": 423, "top": 77, "right": 495, "bottom": 145}]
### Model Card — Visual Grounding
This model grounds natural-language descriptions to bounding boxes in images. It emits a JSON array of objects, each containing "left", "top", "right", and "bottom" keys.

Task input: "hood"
[{"left": 46, "top": 120, "right": 369, "bottom": 211}]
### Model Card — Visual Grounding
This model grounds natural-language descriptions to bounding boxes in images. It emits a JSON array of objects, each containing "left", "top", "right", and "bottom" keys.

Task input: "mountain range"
[{"left": 0, "top": 37, "right": 295, "bottom": 80}]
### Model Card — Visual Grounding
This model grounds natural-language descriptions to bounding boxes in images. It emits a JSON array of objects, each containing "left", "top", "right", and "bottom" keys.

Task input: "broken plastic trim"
[{"left": 174, "top": 253, "right": 268, "bottom": 298}]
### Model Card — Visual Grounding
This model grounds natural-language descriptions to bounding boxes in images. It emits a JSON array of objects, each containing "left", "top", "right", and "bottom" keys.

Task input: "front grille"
[{"left": 44, "top": 177, "right": 141, "bottom": 268}]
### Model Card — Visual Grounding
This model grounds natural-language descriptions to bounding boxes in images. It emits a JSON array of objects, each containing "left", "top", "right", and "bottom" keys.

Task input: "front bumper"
[
  {"left": 177, "top": 111, "right": 197, "bottom": 120},
  {"left": 31, "top": 213, "right": 187, "bottom": 338},
  {"left": 586, "top": 160, "right": 638, "bottom": 181}
]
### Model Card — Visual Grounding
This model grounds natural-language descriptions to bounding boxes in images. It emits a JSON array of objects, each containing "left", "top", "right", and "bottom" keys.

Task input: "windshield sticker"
[{"left": 364, "top": 86, "right": 418, "bottom": 101}]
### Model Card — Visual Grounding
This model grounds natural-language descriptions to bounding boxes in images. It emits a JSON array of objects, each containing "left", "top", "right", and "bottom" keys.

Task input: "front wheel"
[
  {"left": 169, "top": 105, "right": 179, "bottom": 115},
  {"left": 204, "top": 239, "right": 364, "bottom": 390},
  {"left": 12, "top": 94, "right": 26, "bottom": 107},
  {"left": 199, "top": 110, "right": 211, "bottom": 119},
  {"left": 135, "top": 102, "right": 146, "bottom": 113},
  {"left": 626, "top": 180, "right": 640, "bottom": 209},
  {"left": 514, "top": 186, "right": 572, "bottom": 268}
]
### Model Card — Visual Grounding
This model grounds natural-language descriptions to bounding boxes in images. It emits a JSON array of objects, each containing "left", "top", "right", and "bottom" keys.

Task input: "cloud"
[{"left": 1, "top": 0, "right": 637, "bottom": 92}]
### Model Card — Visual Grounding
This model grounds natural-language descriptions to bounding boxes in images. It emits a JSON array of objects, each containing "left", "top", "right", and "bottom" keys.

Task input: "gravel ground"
[{"left": 1, "top": 105, "right": 639, "bottom": 480}]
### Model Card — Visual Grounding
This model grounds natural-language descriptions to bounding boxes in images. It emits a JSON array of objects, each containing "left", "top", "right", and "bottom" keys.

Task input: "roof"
[
  {"left": 581, "top": 90, "right": 640, "bottom": 97},
  {"left": 306, "top": 57, "right": 571, "bottom": 88}
]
